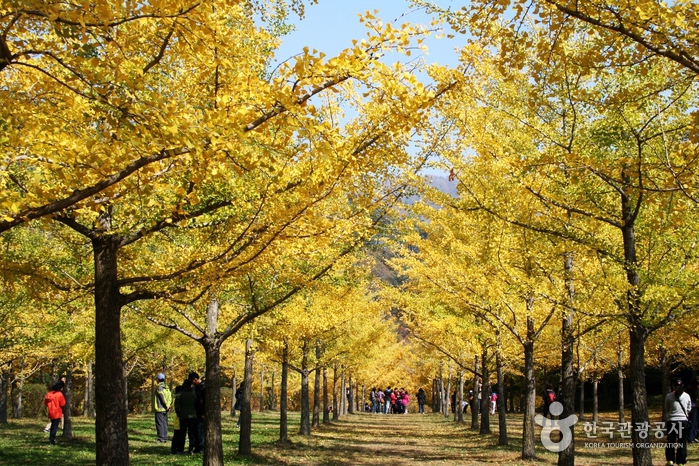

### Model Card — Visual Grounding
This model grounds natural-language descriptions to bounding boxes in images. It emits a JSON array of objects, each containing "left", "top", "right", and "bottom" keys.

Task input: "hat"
[{"left": 156, "top": 373, "right": 165, "bottom": 381}]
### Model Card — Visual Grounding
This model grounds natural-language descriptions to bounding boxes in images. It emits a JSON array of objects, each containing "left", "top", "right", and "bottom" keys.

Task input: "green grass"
[{"left": 0, "top": 409, "right": 690, "bottom": 465}]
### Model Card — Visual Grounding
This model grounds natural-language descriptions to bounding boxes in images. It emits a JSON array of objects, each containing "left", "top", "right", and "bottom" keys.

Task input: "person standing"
[
  {"left": 376, "top": 388, "right": 384, "bottom": 414},
  {"left": 665, "top": 378, "right": 691, "bottom": 466},
  {"left": 170, "top": 385, "right": 184, "bottom": 455},
  {"left": 44, "top": 380, "right": 66, "bottom": 445},
  {"left": 234, "top": 381, "right": 244, "bottom": 428},
  {"left": 175, "top": 379, "right": 199, "bottom": 454},
  {"left": 188, "top": 372, "right": 205, "bottom": 453},
  {"left": 417, "top": 388, "right": 426, "bottom": 414},
  {"left": 153, "top": 373, "right": 172, "bottom": 443},
  {"left": 384, "top": 386, "right": 392, "bottom": 414},
  {"left": 543, "top": 383, "right": 556, "bottom": 427},
  {"left": 490, "top": 392, "right": 498, "bottom": 415},
  {"left": 402, "top": 390, "right": 410, "bottom": 414}
]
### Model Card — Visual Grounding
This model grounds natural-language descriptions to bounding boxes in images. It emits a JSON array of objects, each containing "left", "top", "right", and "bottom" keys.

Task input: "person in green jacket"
[{"left": 153, "top": 373, "right": 172, "bottom": 443}]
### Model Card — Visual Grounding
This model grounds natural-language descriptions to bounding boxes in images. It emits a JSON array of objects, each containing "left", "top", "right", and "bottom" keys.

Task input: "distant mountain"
[{"left": 425, "top": 174, "right": 458, "bottom": 197}]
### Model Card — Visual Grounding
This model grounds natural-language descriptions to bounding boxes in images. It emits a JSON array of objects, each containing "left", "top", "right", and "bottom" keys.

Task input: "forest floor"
[{"left": 0, "top": 408, "right": 688, "bottom": 465}]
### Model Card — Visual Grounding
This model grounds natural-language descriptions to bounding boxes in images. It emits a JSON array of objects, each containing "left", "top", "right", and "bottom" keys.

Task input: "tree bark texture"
[
  {"left": 93, "top": 236, "right": 129, "bottom": 466},
  {"left": 203, "top": 338, "right": 224, "bottom": 466}
]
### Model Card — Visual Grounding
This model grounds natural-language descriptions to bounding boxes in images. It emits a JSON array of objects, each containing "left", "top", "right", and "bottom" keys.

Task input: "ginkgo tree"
[
  {"left": 422, "top": 20, "right": 699, "bottom": 466},
  {"left": 1, "top": 2, "right": 457, "bottom": 464}
]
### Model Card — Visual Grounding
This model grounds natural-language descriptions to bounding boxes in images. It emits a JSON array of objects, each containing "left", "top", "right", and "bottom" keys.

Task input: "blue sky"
[
  {"left": 273, "top": 0, "right": 462, "bottom": 69},
  {"left": 271, "top": 1, "right": 460, "bottom": 179}
]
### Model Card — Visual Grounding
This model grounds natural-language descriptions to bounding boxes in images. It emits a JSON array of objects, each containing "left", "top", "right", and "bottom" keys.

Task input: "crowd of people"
[
  {"left": 152, "top": 371, "right": 207, "bottom": 455},
  {"left": 369, "top": 387, "right": 426, "bottom": 414}
]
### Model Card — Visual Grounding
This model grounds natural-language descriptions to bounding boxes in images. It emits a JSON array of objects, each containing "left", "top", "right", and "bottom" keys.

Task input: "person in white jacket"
[{"left": 664, "top": 378, "right": 692, "bottom": 466}]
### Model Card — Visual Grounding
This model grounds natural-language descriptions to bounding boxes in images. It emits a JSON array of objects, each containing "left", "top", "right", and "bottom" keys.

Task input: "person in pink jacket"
[
  {"left": 402, "top": 391, "right": 410, "bottom": 414},
  {"left": 44, "top": 380, "right": 66, "bottom": 445}
]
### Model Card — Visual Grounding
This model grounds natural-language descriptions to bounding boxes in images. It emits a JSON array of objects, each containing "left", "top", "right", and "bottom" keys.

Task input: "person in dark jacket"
[
  {"left": 417, "top": 388, "right": 426, "bottom": 414},
  {"left": 234, "top": 381, "right": 244, "bottom": 428},
  {"left": 188, "top": 372, "right": 205, "bottom": 453},
  {"left": 175, "top": 379, "right": 199, "bottom": 454}
]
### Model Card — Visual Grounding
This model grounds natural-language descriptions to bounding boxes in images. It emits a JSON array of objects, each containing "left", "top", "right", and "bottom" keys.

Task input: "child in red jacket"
[{"left": 44, "top": 380, "right": 66, "bottom": 445}]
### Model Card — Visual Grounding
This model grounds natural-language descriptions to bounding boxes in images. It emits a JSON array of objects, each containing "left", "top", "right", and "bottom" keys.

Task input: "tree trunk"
[
  {"left": 618, "top": 347, "right": 625, "bottom": 425},
  {"left": 85, "top": 361, "right": 95, "bottom": 418},
  {"left": 279, "top": 342, "right": 288, "bottom": 444},
  {"left": 62, "top": 364, "right": 73, "bottom": 438},
  {"left": 457, "top": 371, "right": 464, "bottom": 423},
  {"left": 323, "top": 367, "right": 330, "bottom": 424},
  {"left": 472, "top": 356, "right": 479, "bottom": 430},
  {"left": 270, "top": 371, "right": 275, "bottom": 411},
  {"left": 0, "top": 368, "right": 8, "bottom": 424},
  {"left": 522, "top": 338, "right": 536, "bottom": 460},
  {"left": 592, "top": 377, "right": 599, "bottom": 426},
  {"left": 230, "top": 374, "right": 237, "bottom": 417},
  {"left": 558, "top": 250, "right": 575, "bottom": 466},
  {"left": 332, "top": 364, "right": 338, "bottom": 421},
  {"left": 11, "top": 373, "right": 21, "bottom": 419},
  {"left": 620, "top": 166, "right": 652, "bottom": 466},
  {"left": 93, "top": 236, "right": 129, "bottom": 466},
  {"left": 347, "top": 374, "right": 354, "bottom": 414},
  {"left": 444, "top": 371, "right": 451, "bottom": 418},
  {"left": 480, "top": 348, "right": 490, "bottom": 435},
  {"left": 312, "top": 343, "right": 321, "bottom": 427},
  {"left": 299, "top": 341, "right": 311, "bottom": 435},
  {"left": 340, "top": 372, "right": 346, "bottom": 416},
  {"left": 259, "top": 364, "right": 265, "bottom": 412},
  {"left": 238, "top": 339, "right": 254, "bottom": 455},
  {"left": 629, "top": 325, "right": 651, "bottom": 466},
  {"left": 660, "top": 346, "right": 669, "bottom": 421},
  {"left": 579, "top": 376, "right": 585, "bottom": 421},
  {"left": 497, "top": 335, "right": 508, "bottom": 446},
  {"left": 203, "top": 337, "right": 224, "bottom": 466}
]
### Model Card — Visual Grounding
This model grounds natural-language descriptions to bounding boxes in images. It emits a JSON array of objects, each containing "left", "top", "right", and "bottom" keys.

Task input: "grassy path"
[
  {"left": 262, "top": 411, "right": 682, "bottom": 466},
  {"left": 0, "top": 409, "right": 687, "bottom": 465}
]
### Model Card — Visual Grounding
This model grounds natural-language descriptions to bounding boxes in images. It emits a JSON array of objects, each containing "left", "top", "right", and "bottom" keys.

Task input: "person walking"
[
  {"left": 490, "top": 392, "right": 498, "bottom": 415},
  {"left": 665, "top": 378, "right": 691, "bottom": 466},
  {"left": 417, "top": 388, "right": 426, "bottom": 414},
  {"left": 153, "top": 373, "right": 172, "bottom": 443},
  {"left": 44, "top": 380, "right": 66, "bottom": 445}
]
